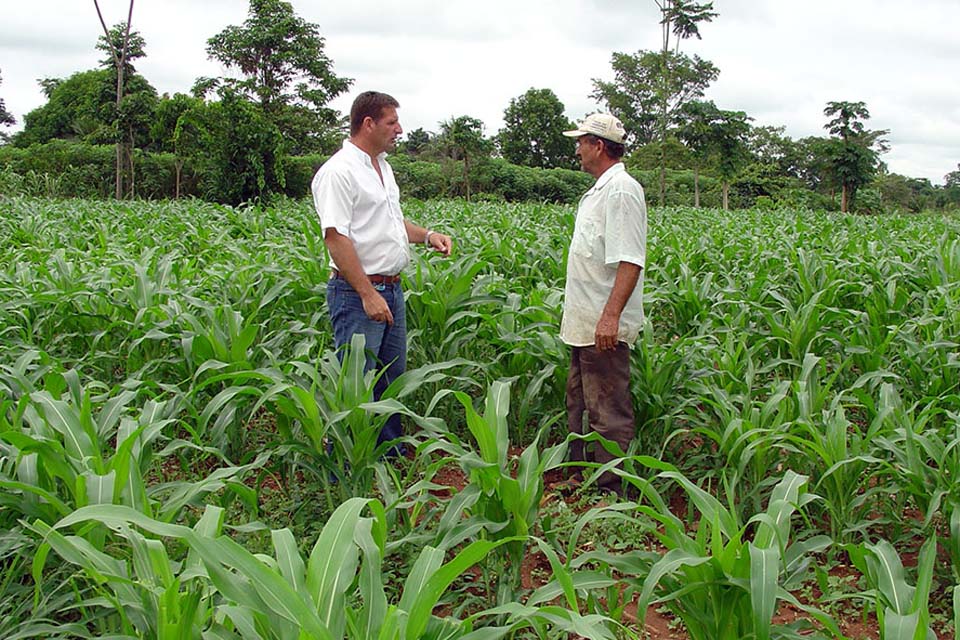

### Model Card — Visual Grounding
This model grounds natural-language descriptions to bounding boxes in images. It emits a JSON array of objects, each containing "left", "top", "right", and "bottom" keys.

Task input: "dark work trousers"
[{"left": 566, "top": 342, "right": 635, "bottom": 493}]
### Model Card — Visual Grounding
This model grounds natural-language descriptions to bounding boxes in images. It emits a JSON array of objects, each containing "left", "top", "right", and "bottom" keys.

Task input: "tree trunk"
[
  {"left": 464, "top": 154, "right": 471, "bottom": 201},
  {"left": 94, "top": 0, "right": 135, "bottom": 199},
  {"left": 126, "top": 132, "right": 135, "bottom": 198},
  {"left": 175, "top": 159, "right": 183, "bottom": 199},
  {"left": 841, "top": 183, "right": 849, "bottom": 213},
  {"left": 694, "top": 165, "right": 700, "bottom": 208},
  {"left": 722, "top": 181, "right": 729, "bottom": 211}
]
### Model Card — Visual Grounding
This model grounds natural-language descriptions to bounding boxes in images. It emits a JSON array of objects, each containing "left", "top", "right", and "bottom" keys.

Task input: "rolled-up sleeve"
[{"left": 312, "top": 168, "right": 354, "bottom": 237}]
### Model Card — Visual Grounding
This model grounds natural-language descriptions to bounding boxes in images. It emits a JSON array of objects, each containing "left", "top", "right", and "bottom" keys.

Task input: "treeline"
[{"left": 0, "top": 0, "right": 958, "bottom": 212}]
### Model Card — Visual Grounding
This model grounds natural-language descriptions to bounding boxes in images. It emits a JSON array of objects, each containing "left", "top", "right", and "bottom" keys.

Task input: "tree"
[
  {"left": 398, "top": 127, "right": 433, "bottom": 157},
  {"left": 710, "top": 108, "right": 752, "bottom": 210},
  {"left": 675, "top": 100, "right": 750, "bottom": 209},
  {"left": 497, "top": 88, "right": 575, "bottom": 169},
  {"left": 939, "top": 164, "right": 960, "bottom": 210},
  {"left": 151, "top": 93, "right": 205, "bottom": 197},
  {"left": 675, "top": 99, "right": 718, "bottom": 207},
  {"left": 652, "top": 0, "right": 717, "bottom": 205},
  {"left": 745, "top": 125, "right": 806, "bottom": 180},
  {"left": 875, "top": 173, "right": 935, "bottom": 213},
  {"left": 196, "top": 0, "right": 352, "bottom": 154},
  {"left": 94, "top": 1, "right": 138, "bottom": 198},
  {"left": 14, "top": 67, "right": 155, "bottom": 150},
  {"left": 0, "top": 69, "right": 15, "bottom": 141},
  {"left": 822, "top": 100, "right": 888, "bottom": 213},
  {"left": 188, "top": 89, "right": 285, "bottom": 205},
  {"left": 657, "top": 0, "right": 718, "bottom": 51},
  {"left": 436, "top": 116, "right": 492, "bottom": 200},
  {"left": 945, "top": 164, "right": 960, "bottom": 188},
  {"left": 592, "top": 49, "right": 718, "bottom": 204}
]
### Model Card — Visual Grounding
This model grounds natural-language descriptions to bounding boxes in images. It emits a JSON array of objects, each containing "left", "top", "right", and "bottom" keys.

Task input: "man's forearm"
[
  {"left": 602, "top": 262, "right": 642, "bottom": 318},
  {"left": 404, "top": 219, "right": 428, "bottom": 244}
]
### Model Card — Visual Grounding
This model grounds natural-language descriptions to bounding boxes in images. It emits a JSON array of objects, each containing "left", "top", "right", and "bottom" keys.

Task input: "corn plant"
[
  {"left": 0, "top": 366, "right": 266, "bottom": 529},
  {"left": 33, "top": 498, "right": 617, "bottom": 639},
  {"left": 259, "top": 334, "right": 460, "bottom": 509},
  {"left": 873, "top": 385, "right": 958, "bottom": 536},
  {"left": 631, "top": 468, "right": 839, "bottom": 640},
  {"left": 844, "top": 538, "right": 938, "bottom": 640},
  {"left": 431, "top": 380, "right": 567, "bottom": 607}
]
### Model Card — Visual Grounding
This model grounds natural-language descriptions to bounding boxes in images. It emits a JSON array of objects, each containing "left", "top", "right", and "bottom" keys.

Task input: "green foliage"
[
  {"left": 14, "top": 59, "right": 158, "bottom": 152},
  {"left": 14, "top": 70, "right": 116, "bottom": 147},
  {"left": 591, "top": 49, "right": 719, "bottom": 146},
  {"left": 95, "top": 22, "right": 147, "bottom": 76},
  {"left": 192, "top": 89, "right": 287, "bottom": 205},
  {"left": 0, "top": 140, "right": 183, "bottom": 198},
  {"left": 436, "top": 115, "right": 494, "bottom": 200},
  {"left": 497, "top": 88, "right": 576, "bottom": 169},
  {"left": 197, "top": 0, "right": 352, "bottom": 154},
  {"left": 3, "top": 197, "right": 960, "bottom": 637},
  {"left": 658, "top": 0, "right": 718, "bottom": 46},
  {"left": 846, "top": 538, "right": 938, "bottom": 639},
  {"left": 822, "top": 101, "right": 889, "bottom": 212},
  {"left": 630, "top": 468, "right": 838, "bottom": 640}
]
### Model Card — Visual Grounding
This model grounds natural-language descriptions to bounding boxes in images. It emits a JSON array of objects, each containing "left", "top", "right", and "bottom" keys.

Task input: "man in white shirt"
[
  {"left": 560, "top": 113, "right": 647, "bottom": 495},
  {"left": 312, "top": 91, "right": 452, "bottom": 454}
]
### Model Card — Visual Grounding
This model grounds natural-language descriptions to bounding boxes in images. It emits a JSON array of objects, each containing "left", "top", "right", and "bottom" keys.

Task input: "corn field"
[{"left": 2, "top": 195, "right": 960, "bottom": 639}]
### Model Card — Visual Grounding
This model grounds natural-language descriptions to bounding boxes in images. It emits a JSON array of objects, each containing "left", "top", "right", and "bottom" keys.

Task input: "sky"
[{"left": 1, "top": 0, "right": 958, "bottom": 185}]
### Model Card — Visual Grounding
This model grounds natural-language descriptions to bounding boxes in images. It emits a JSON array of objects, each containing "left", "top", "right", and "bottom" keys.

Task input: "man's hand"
[
  {"left": 361, "top": 290, "right": 394, "bottom": 324},
  {"left": 594, "top": 311, "right": 620, "bottom": 351},
  {"left": 428, "top": 232, "right": 453, "bottom": 257}
]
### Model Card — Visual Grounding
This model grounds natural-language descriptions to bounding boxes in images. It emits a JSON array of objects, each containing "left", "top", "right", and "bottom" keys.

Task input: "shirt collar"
[
  {"left": 592, "top": 162, "right": 626, "bottom": 191},
  {"left": 344, "top": 139, "right": 387, "bottom": 168}
]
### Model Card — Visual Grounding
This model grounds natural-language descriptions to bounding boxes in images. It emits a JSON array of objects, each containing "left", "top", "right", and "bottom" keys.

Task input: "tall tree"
[
  {"left": 822, "top": 100, "right": 888, "bottom": 212},
  {"left": 196, "top": 0, "right": 352, "bottom": 154},
  {"left": 652, "top": 0, "right": 717, "bottom": 205},
  {"left": 151, "top": 93, "right": 205, "bottom": 198},
  {"left": 497, "top": 88, "right": 575, "bottom": 169},
  {"left": 0, "top": 69, "right": 15, "bottom": 141},
  {"left": 709, "top": 108, "right": 752, "bottom": 210},
  {"left": 93, "top": 0, "right": 137, "bottom": 198},
  {"left": 657, "top": 0, "right": 718, "bottom": 52},
  {"left": 675, "top": 100, "right": 750, "bottom": 209},
  {"left": 437, "top": 116, "right": 492, "bottom": 201},
  {"left": 591, "top": 49, "right": 718, "bottom": 203},
  {"left": 675, "top": 99, "right": 718, "bottom": 207}
]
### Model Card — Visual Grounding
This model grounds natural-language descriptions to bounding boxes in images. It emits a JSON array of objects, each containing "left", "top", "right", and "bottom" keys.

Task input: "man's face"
[
  {"left": 575, "top": 135, "right": 603, "bottom": 176},
  {"left": 369, "top": 106, "right": 403, "bottom": 154}
]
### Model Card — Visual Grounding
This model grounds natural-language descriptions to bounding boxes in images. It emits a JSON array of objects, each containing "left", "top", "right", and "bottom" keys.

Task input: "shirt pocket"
[{"left": 571, "top": 214, "right": 603, "bottom": 260}]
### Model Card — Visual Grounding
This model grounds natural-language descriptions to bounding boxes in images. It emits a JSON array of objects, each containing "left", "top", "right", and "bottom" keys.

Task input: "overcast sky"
[{"left": 2, "top": 0, "right": 958, "bottom": 184}]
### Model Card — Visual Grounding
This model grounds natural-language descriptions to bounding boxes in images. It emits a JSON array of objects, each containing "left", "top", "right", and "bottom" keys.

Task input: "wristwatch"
[{"left": 424, "top": 230, "right": 434, "bottom": 246}]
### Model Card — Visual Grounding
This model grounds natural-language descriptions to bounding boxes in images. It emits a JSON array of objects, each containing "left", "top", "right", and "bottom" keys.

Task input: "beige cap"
[{"left": 563, "top": 113, "right": 626, "bottom": 144}]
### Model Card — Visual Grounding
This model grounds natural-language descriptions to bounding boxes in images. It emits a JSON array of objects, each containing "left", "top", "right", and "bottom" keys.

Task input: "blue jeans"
[{"left": 327, "top": 277, "right": 407, "bottom": 451}]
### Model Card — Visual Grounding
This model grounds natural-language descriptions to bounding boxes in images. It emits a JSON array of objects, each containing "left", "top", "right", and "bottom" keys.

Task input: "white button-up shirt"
[
  {"left": 560, "top": 163, "right": 647, "bottom": 347},
  {"left": 311, "top": 140, "right": 411, "bottom": 275}
]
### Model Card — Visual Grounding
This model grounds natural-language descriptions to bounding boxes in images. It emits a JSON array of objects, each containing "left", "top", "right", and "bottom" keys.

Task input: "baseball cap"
[{"left": 563, "top": 113, "right": 627, "bottom": 144}]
